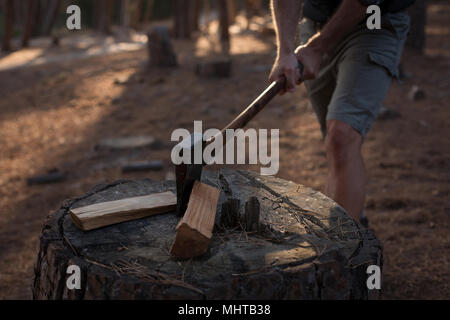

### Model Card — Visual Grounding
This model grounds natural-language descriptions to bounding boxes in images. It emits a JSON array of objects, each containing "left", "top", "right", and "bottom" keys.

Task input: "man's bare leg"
[{"left": 324, "top": 120, "right": 366, "bottom": 220}]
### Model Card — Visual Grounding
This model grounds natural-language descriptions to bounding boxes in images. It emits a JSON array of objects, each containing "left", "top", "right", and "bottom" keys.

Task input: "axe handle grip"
[{"left": 219, "top": 61, "right": 304, "bottom": 135}]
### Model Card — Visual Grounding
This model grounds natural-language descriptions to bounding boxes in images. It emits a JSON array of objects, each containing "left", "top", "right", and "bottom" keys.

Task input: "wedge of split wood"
[
  {"left": 70, "top": 191, "right": 176, "bottom": 231},
  {"left": 170, "top": 181, "right": 220, "bottom": 259}
]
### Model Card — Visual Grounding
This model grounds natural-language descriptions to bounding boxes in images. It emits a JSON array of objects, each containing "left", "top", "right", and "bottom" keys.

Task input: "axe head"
[{"left": 175, "top": 132, "right": 204, "bottom": 216}]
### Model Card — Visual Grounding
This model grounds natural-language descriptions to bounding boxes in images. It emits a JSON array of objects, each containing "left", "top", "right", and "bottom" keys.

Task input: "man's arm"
[
  {"left": 269, "top": 0, "right": 302, "bottom": 94},
  {"left": 270, "top": 0, "right": 368, "bottom": 90},
  {"left": 296, "top": 0, "right": 367, "bottom": 79}
]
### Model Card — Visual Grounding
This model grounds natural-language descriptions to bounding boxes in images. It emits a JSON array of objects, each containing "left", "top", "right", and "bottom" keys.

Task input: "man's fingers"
[
  {"left": 295, "top": 68, "right": 301, "bottom": 85},
  {"left": 283, "top": 68, "right": 296, "bottom": 91},
  {"left": 269, "top": 68, "right": 283, "bottom": 83}
]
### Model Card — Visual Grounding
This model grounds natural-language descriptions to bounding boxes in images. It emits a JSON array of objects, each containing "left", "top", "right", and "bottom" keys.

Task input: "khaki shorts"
[{"left": 299, "top": 12, "right": 410, "bottom": 139}]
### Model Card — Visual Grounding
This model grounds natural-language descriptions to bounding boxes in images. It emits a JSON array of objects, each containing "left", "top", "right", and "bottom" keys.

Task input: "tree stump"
[
  {"left": 32, "top": 169, "right": 382, "bottom": 300},
  {"left": 147, "top": 26, "right": 177, "bottom": 68},
  {"left": 195, "top": 58, "right": 232, "bottom": 78}
]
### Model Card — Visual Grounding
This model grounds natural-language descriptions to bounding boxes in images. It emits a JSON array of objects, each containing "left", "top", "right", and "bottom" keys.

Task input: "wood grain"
[
  {"left": 70, "top": 191, "right": 176, "bottom": 231},
  {"left": 170, "top": 181, "right": 220, "bottom": 259}
]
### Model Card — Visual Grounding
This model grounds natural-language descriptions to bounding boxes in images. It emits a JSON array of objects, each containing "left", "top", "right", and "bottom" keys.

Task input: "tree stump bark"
[{"left": 32, "top": 169, "right": 382, "bottom": 300}]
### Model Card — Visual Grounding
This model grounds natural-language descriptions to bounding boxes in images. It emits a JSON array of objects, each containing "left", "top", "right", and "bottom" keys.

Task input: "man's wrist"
[
  {"left": 306, "top": 32, "right": 328, "bottom": 54},
  {"left": 278, "top": 44, "right": 295, "bottom": 57}
]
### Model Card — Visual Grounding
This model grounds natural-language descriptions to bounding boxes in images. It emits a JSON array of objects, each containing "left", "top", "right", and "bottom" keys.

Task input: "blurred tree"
[
  {"left": 227, "top": 0, "right": 236, "bottom": 25},
  {"left": 129, "top": 0, "right": 143, "bottom": 28},
  {"left": 95, "top": 0, "right": 113, "bottom": 34},
  {"left": 41, "top": 0, "right": 61, "bottom": 36},
  {"left": 2, "top": 0, "right": 14, "bottom": 51},
  {"left": 120, "top": 0, "right": 130, "bottom": 27},
  {"left": 152, "top": 0, "right": 173, "bottom": 20},
  {"left": 218, "top": 0, "right": 230, "bottom": 44},
  {"left": 173, "top": 0, "right": 199, "bottom": 38},
  {"left": 22, "top": 0, "right": 37, "bottom": 47},
  {"left": 190, "top": 0, "right": 201, "bottom": 32},
  {"left": 143, "top": 0, "right": 155, "bottom": 23},
  {"left": 245, "top": 0, "right": 262, "bottom": 29},
  {"left": 407, "top": 0, "right": 427, "bottom": 52}
]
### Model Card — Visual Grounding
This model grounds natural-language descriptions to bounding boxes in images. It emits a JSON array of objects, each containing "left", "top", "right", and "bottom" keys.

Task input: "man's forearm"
[
  {"left": 271, "top": 0, "right": 302, "bottom": 56},
  {"left": 306, "top": 0, "right": 367, "bottom": 54}
]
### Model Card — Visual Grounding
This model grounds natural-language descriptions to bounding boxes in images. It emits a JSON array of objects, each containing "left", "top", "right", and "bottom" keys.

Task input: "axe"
[{"left": 175, "top": 62, "right": 304, "bottom": 216}]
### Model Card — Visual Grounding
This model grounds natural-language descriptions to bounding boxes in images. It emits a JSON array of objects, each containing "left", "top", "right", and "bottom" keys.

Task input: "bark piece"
[
  {"left": 244, "top": 196, "right": 260, "bottom": 232},
  {"left": 170, "top": 181, "right": 220, "bottom": 259},
  {"left": 219, "top": 198, "right": 240, "bottom": 228},
  {"left": 70, "top": 191, "right": 176, "bottom": 231}
]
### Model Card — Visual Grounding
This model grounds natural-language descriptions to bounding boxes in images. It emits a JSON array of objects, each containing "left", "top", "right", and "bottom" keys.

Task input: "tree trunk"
[
  {"left": 204, "top": 0, "right": 211, "bottom": 33},
  {"left": 120, "top": 0, "right": 129, "bottom": 27},
  {"left": 190, "top": 0, "right": 201, "bottom": 33},
  {"left": 173, "top": 0, "right": 182, "bottom": 38},
  {"left": 173, "top": 0, "right": 194, "bottom": 38},
  {"left": 32, "top": 169, "right": 382, "bottom": 300},
  {"left": 129, "top": 0, "right": 143, "bottom": 28},
  {"left": 407, "top": 0, "right": 427, "bottom": 52},
  {"left": 143, "top": 0, "right": 154, "bottom": 23},
  {"left": 31, "top": 0, "right": 41, "bottom": 37},
  {"left": 22, "top": 0, "right": 37, "bottom": 47},
  {"left": 41, "top": 0, "right": 61, "bottom": 36},
  {"left": 96, "top": 0, "right": 113, "bottom": 34},
  {"left": 2, "top": 0, "right": 14, "bottom": 52},
  {"left": 245, "top": 0, "right": 262, "bottom": 29},
  {"left": 227, "top": 0, "right": 236, "bottom": 26},
  {"left": 218, "top": 0, "right": 230, "bottom": 44}
]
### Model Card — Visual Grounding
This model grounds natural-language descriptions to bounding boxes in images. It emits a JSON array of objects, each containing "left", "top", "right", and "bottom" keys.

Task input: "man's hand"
[
  {"left": 269, "top": 0, "right": 367, "bottom": 93},
  {"left": 269, "top": 53, "right": 301, "bottom": 95},
  {"left": 269, "top": 0, "right": 302, "bottom": 95},
  {"left": 294, "top": 38, "right": 323, "bottom": 81},
  {"left": 269, "top": 40, "right": 323, "bottom": 95}
]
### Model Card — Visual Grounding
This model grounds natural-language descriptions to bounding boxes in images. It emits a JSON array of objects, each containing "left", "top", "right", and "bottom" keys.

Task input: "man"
[{"left": 269, "top": 0, "right": 413, "bottom": 225}]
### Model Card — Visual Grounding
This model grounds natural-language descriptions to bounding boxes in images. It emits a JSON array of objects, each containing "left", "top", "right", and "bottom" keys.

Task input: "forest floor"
[{"left": 0, "top": 3, "right": 449, "bottom": 299}]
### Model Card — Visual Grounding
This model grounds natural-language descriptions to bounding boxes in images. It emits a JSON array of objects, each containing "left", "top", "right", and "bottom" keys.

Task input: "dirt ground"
[{"left": 0, "top": 3, "right": 448, "bottom": 299}]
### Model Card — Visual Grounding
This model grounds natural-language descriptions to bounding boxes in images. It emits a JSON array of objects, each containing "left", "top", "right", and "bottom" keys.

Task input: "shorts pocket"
[
  {"left": 298, "top": 18, "right": 317, "bottom": 45},
  {"left": 368, "top": 52, "right": 399, "bottom": 79}
]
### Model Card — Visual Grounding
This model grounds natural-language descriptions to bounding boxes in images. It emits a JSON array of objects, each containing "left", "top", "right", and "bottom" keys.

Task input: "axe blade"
[{"left": 174, "top": 132, "right": 204, "bottom": 216}]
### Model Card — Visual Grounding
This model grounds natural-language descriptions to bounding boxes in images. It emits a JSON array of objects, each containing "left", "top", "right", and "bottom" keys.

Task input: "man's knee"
[{"left": 325, "top": 120, "right": 362, "bottom": 161}]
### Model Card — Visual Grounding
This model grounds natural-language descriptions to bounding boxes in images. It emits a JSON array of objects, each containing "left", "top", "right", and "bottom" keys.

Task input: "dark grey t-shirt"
[{"left": 302, "top": 0, "right": 415, "bottom": 22}]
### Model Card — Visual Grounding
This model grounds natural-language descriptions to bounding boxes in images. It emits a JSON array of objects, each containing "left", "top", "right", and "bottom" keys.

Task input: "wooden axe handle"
[{"left": 219, "top": 61, "right": 304, "bottom": 136}]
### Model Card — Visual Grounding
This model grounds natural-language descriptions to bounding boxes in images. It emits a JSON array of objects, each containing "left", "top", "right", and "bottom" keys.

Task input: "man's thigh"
[
  {"left": 326, "top": 52, "right": 393, "bottom": 139},
  {"left": 300, "top": 12, "right": 410, "bottom": 139}
]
